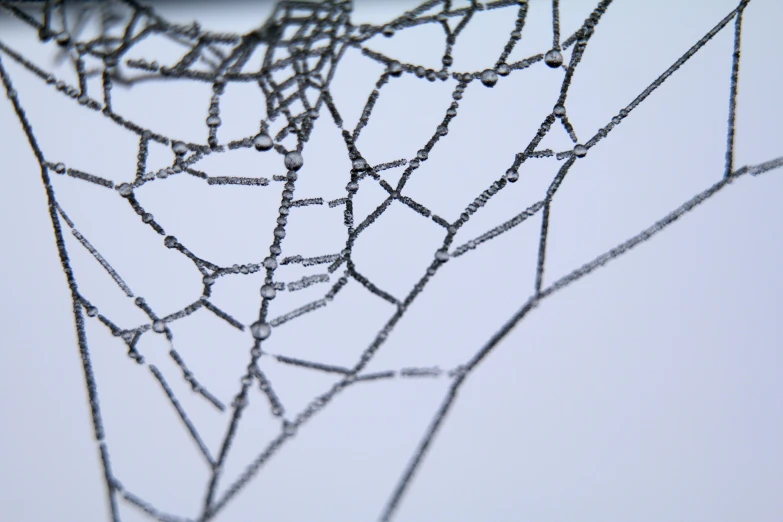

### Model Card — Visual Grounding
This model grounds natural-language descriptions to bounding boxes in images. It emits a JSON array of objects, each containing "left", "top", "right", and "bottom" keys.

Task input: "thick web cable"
[{"left": 0, "top": 0, "right": 780, "bottom": 520}]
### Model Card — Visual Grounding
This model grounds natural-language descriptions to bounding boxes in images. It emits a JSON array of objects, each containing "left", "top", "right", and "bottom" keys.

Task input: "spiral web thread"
[{"left": 0, "top": 0, "right": 781, "bottom": 520}]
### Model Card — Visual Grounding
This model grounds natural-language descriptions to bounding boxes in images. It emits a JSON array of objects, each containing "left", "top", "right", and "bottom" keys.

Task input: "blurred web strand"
[{"left": 0, "top": 0, "right": 779, "bottom": 520}]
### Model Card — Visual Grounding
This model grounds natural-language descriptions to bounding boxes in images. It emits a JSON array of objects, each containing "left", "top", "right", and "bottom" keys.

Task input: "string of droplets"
[{"left": 0, "top": 0, "right": 779, "bottom": 521}]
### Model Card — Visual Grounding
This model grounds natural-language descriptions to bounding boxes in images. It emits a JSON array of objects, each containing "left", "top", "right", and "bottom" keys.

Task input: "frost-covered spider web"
[{"left": 1, "top": 0, "right": 782, "bottom": 521}]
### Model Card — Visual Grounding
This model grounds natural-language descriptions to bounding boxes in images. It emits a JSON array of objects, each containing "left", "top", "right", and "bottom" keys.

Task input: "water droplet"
[
  {"left": 117, "top": 183, "right": 133, "bottom": 197},
  {"left": 274, "top": 227, "right": 286, "bottom": 238},
  {"left": 352, "top": 158, "right": 367, "bottom": 170},
  {"left": 270, "top": 244, "right": 282, "bottom": 255},
  {"left": 164, "top": 236, "right": 177, "bottom": 248},
  {"left": 415, "top": 66, "right": 426, "bottom": 78},
  {"left": 56, "top": 32, "right": 70, "bottom": 46},
  {"left": 544, "top": 49, "right": 564, "bottom": 68},
  {"left": 442, "top": 55, "right": 453, "bottom": 67},
  {"left": 409, "top": 159, "right": 420, "bottom": 168},
  {"left": 612, "top": 116, "right": 622, "bottom": 125},
  {"left": 250, "top": 321, "right": 271, "bottom": 340},
  {"left": 437, "top": 125, "right": 448, "bottom": 136},
  {"left": 206, "top": 115, "right": 221, "bottom": 127},
  {"left": 253, "top": 133, "right": 273, "bottom": 151},
  {"left": 284, "top": 151, "right": 303, "bottom": 171},
  {"left": 497, "top": 63, "right": 511, "bottom": 76},
  {"left": 307, "top": 108, "right": 319, "bottom": 119},
  {"left": 152, "top": 320, "right": 166, "bottom": 333},
  {"left": 283, "top": 421, "right": 297, "bottom": 436},
  {"left": 260, "top": 285, "right": 276, "bottom": 299},
  {"left": 510, "top": 29, "right": 521, "bottom": 39},
  {"left": 383, "top": 26, "right": 394, "bottom": 37},
  {"left": 480, "top": 69, "right": 498, "bottom": 87},
  {"left": 389, "top": 61, "right": 403, "bottom": 76},
  {"left": 417, "top": 150, "right": 428, "bottom": 161},
  {"left": 276, "top": 216, "right": 287, "bottom": 226},
  {"left": 435, "top": 250, "right": 450, "bottom": 261},
  {"left": 203, "top": 275, "right": 215, "bottom": 285},
  {"left": 172, "top": 141, "right": 188, "bottom": 155},
  {"left": 573, "top": 144, "right": 588, "bottom": 158},
  {"left": 282, "top": 190, "right": 294, "bottom": 200},
  {"left": 505, "top": 169, "right": 519, "bottom": 183},
  {"left": 446, "top": 107, "right": 457, "bottom": 117},
  {"left": 263, "top": 257, "right": 278, "bottom": 269},
  {"left": 53, "top": 163, "right": 65, "bottom": 174},
  {"left": 86, "top": 307, "right": 98, "bottom": 317},
  {"left": 346, "top": 181, "right": 359, "bottom": 192},
  {"left": 553, "top": 105, "right": 566, "bottom": 117}
]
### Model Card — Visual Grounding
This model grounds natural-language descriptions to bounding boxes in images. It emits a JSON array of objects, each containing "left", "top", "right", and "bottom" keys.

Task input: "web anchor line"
[{"left": 380, "top": 155, "right": 779, "bottom": 521}]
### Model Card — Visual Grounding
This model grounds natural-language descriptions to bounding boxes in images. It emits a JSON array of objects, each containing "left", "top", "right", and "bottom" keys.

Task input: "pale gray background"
[{"left": 0, "top": 1, "right": 782, "bottom": 521}]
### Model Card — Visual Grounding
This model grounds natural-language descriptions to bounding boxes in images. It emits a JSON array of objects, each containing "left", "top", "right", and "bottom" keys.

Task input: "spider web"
[{"left": 0, "top": 0, "right": 781, "bottom": 521}]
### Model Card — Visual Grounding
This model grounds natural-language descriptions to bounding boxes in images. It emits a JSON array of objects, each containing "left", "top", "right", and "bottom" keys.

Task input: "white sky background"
[{"left": 0, "top": 1, "right": 782, "bottom": 521}]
